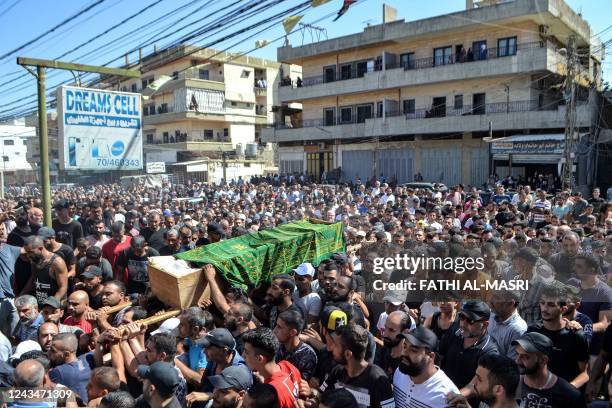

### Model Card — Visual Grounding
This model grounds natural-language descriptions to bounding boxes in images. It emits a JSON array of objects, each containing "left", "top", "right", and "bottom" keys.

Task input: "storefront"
[{"left": 489, "top": 134, "right": 565, "bottom": 181}]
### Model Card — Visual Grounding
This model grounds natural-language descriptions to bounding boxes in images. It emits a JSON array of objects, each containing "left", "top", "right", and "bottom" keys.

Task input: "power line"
[
  {"left": 0, "top": 0, "right": 108, "bottom": 61},
  {"left": 0, "top": 0, "right": 22, "bottom": 18}
]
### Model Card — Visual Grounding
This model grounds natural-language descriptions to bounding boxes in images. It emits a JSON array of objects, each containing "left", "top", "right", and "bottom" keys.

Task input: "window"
[
  {"left": 472, "top": 40, "right": 487, "bottom": 60},
  {"left": 3, "top": 140, "right": 14, "bottom": 146},
  {"left": 147, "top": 105, "right": 155, "bottom": 115},
  {"left": 163, "top": 132, "right": 169, "bottom": 143},
  {"left": 199, "top": 69, "right": 209, "bottom": 80},
  {"left": 402, "top": 99, "right": 415, "bottom": 114},
  {"left": 340, "top": 106, "right": 353, "bottom": 124},
  {"left": 159, "top": 103, "right": 168, "bottom": 114},
  {"left": 356, "top": 61, "right": 368, "bottom": 77},
  {"left": 131, "top": 83, "right": 137, "bottom": 92},
  {"left": 231, "top": 101, "right": 237, "bottom": 106},
  {"left": 223, "top": 128, "right": 229, "bottom": 137},
  {"left": 241, "top": 70, "right": 251, "bottom": 78},
  {"left": 324, "top": 66, "right": 336, "bottom": 83},
  {"left": 433, "top": 46, "right": 452, "bottom": 66},
  {"left": 356, "top": 104, "right": 373, "bottom": 123},
  {"left": 23, "top": 140, "right": 27, "bottom": 145},
  {"left": 377, "top": 101, "right": 383, "bottom": 118},
  {"left": 497, "top": 37, "right": 517, "bottom": 57},
  {"left": 454, "top": 95, "right": 463, "bottom": 110},
  {"left": 400, "top": 52, "right": 415, "bottom": 69},
  {"left": 172, "top": 71, "right": 179, "bottom": 80},
  {"left": 14, "top": 152, "right": 19, "bottom": 155},
  {"left": 2, "top": 156, "right": 8, "bottom": 162},
  {"left": 323, "top": 108, "right": 335, "bottom": 126},
  {"left": 204, "top": 130, "right": 214, "bottom": 139},
  {"left": 473, "top": 93, "right": 486, "bottom": 115},
  {"left": 146, "top": 134, "right": 154, "bottom": 143},
  {"left": 141, "top": 77, "right": 154, "bottom": 88},
  {"left": 340, "top": 64, "right": 352, "bottom": 80}
]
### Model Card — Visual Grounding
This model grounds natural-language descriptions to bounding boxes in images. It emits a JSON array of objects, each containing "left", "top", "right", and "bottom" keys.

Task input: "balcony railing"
[
  {"left": 282, "top": 42, "right": 547, "bottom": 88},
  {"left": 270, "top": 99, "right": 575, "bottom": 129}
]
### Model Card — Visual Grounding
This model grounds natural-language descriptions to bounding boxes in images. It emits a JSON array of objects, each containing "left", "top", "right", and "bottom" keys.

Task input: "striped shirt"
[
  {"left": 393, "top": 366, "right": 459, "bottom": 408},
  {"left": 488, "top": 311, "right": 527, "bottom": 360}
]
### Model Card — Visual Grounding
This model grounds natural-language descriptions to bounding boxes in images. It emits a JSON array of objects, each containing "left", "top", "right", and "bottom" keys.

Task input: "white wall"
[
  {"left": 210, "top": 162, "right": 265, "bottom": 184},
  {"left": 0, "top": 125, "right": 36, "bottom": 171},
  {"left": 146, "top": 150, "right": 178, "bottom": 164},
  {"left": 229, "top": 124, "right": 255, "bottom": 148},
  {"left": 224, "top": 63, "right": 256, "bottom": 103}
]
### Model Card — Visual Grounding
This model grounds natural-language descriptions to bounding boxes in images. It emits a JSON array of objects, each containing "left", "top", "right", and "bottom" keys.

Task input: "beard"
[
  {"left": 518, "top": 361, "right": 540, "bottom": 375},
  {"left": 476, "top": 387, "right": 496, "bottom": 405},
  {"left": 398, "top": 357, "right": 426, "bottom": 377},
  {"left": 333, "top": 353, "right": 348, "bottom": 365},
  {"left": 212, "top": 395, "right": 238, "bottom": 408},
  {"left": 225, "top": 318, "right": 238, "bottom": 332},
  {"left": 383, "top": 336, "right": 401, "bottom": 349},
  {"left": 266, "top": 295, "right": 283, "bottom": 307}
]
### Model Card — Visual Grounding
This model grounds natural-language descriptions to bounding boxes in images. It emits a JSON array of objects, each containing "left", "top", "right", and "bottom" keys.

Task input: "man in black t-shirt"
[
  {"left": 140, "top": 212, "right": 167, "bottom": 252},
  {"left": 52, "top": 199, "right": 83, "bottom": 248},
  {"left": 513, "top": 332, "right": 584, "bottom": 407},
  {"left": 39, "top": 227, "right": 76, "bottom": 278},
  {"left": 264, "top": 273, "right": 303, "bottom": 330},
  {"left": 319, "top": 323, "right": 394, "bottom": 408},
  {"left": 115, "top": 236, "right": 159, "bottom": 295},
  {"left": 527, "top": 282, "right": 589, "bottom": 388}
]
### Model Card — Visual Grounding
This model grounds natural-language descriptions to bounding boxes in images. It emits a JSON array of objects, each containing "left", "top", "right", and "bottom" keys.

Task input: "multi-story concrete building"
[
  {"left": 100, "top": 45, "right": 300, "bottom": 181},
  {"left": 0, "top": 118, "right": 37, "bottom": 184},
  {"left": 263, "top": 0, "right": 604, "bottom": 187}
]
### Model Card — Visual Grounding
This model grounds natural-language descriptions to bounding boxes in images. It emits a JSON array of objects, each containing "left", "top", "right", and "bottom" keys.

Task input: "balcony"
[
  {"left": 143, "top": 105, "right": 226, "bottom": 125},
  {"left": 144, "top": 133, "right": 233, "bottom": 153},
  {"left": 262, "top": 100, "right": 592, "bottom": 143},
  {"left": 278, "top": 42, "right": 569, "bottom": 102}
]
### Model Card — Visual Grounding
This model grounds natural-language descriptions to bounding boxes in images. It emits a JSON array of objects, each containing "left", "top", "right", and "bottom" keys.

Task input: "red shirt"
[
  {"left": 102, "top": 236, "right": 132, "bottom": 279},
  {"left": 63, "top": 315, "right": 93, "bottom": 334},
  {"left": 265, "top": 360, "right": 301, "bottom": 408}
]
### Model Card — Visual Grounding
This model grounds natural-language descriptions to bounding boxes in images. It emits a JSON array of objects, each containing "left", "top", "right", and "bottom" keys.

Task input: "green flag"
[{"left": 176, "top": 220, "right": 345, "bottom": 289}]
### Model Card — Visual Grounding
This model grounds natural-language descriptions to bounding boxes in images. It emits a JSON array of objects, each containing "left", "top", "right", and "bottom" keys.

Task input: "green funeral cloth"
[{"left": 175, "top": 220, "right": 345, "bottom": 289}]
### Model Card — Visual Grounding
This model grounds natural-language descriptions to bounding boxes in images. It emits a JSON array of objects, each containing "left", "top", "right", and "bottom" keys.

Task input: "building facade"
[
  {"left": 0, "top": 118, "right": 37, "bottom": 184},
  {"left": 262, "top": 0, "right": 604, "bottom": 187}
]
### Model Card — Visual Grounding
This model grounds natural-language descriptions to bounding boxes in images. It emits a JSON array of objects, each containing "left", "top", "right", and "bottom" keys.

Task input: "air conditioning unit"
[
  {"left": 539, "top": 25, "right": 549, "bottom": 35},
  {"left": 318, "top": 142, "right": 326, "bottom": 150}
]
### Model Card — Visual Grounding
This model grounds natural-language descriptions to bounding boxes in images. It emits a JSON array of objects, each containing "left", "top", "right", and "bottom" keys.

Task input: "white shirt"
[
  {"left": 393, "top": 366, "right": 459, "bottom": 408},
  {"left": 291, "top": 291, "right": 322, "bottom": 318}
]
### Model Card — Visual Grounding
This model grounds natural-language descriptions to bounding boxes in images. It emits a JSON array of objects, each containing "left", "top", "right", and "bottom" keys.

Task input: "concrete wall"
[{"left": 229, "top": 123, "right": 255, "bottom": 148}]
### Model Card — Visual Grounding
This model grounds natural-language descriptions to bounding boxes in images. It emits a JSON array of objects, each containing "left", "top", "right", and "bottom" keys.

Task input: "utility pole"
[
  {"left": 17, "top": 57, "right": 140, "bottom": 226},
  {"left": 562, "top": 36, "right": 577, "bottom": 191}
]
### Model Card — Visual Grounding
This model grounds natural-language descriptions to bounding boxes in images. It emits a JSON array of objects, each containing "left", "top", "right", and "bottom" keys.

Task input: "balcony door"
[
  {"left": 356, "top": 61, "right": 368, "bottom": 77},
  {"left": 472, "top": 40, "right": 487, "bottom": 60},
  {"left": 324, "top": 66, "right": 336, "bottom": 83},
  {"left": 434, "top": 46, "right": 452, "bottom": 66},
  {"left": 323, "top": 108, "right": 336, "bottom": 126},
  {"left": 473, "top": 93, "right": 486, "bottom": 115},
  {"left": 432, "top": 97, "right": 446, "bottom": 117},
  {"left": 356, "top": 104, "right": 373, "bottom": 123}
]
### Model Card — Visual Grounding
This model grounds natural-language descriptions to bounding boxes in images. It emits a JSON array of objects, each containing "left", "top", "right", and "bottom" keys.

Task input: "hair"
[
  {"left": 105, "top": 280, "right": 126, "bottom": 295},
  {"left": 277, "top": 309, "right": 304, "bottom": 333},
  {"left": 14, "top": 359, "right": 45, "bottom": 388},
  {"left": 91, "top": 367, "right": 121, "bottom": 392},
  {"left": 242, "top": 327, "right": 279, "bottom": 361},
  {"left": 232, "top": 301, "right": 253, "bottom": 322},
  {"left": 125, "top": 306, "right": 147, "bottom": 321},
  {"left": 164, "top": 229, "right": 179, "bottom": 239},
  {"left": 99, "top": 391, "right": 136, "bottom": 408},
  {"left": 24, "top": 235, "right": 44, "bottom": 248},
  {"left": 110, "top": 221, "right": 125, "bottom": 235},
  {"left": 319, "top": 389, "right": 359, "bottom": 408},
  {"left": 76, "top": 237, "right": 89, "bottom": 249},
  {"left": 335, "top": 323, "right": 368, "bottom": 360},
  {"left": 18, "top": 351, "right": 50, "bottom": 370},
  {"left": 337, "top": 275, "right": 357, "bottom": 292},
  {"left": 512, "top": 247, "right": 539, "bottom": 265},
  {"left": 540, "top": 281, "right": 568, "bottom": 306},
  {"left": 272, "top": 273, "right": 295, "bottom": 293},
  {"left": 246, "top": 384, "right": 279, "bottom": 408},
  {"left": 148, "top": 333, "right": 177, "bottom": 361},
  {"left": 182, "top": 307, "right": 206, "bottom": 329},
  {"left": 478, "top": 354, "right": 520, "bottom": 399},
  {"left": 53, "top": 332, "right": 78, "bottom": 353},
  {"left": 202, "top": 309, "right": 215, "bottom": 331},
  {"left": 131, "top": 236, "right": 146, "bottom": 249},
  {"left": 15, "top": 294, "right": 38, "bottom": 310},
  {"left": 574, "top": 253, "right": 600, "bottom": 274}
]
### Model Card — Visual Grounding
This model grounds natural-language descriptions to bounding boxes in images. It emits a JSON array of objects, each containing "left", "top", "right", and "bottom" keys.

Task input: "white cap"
[
  {"left": 264, "top": 212, "right": 272, "bottom": 217},
  {"left": 356, "top": 230, "right": 366, "bottom": 237},
  {"left": 151, "top": 317, "right": 180, "bottom": 336},
  {"left": 183, "top": 215, "right": 192, "bottom": 221},
  {"left": 11, "top": 340, "right": 41, "bottom": 360},
  {"left": 238, "top": 214, "right": 246, "bottom": 221},
  {"left": 292, "top": 263, "right": 315, "bottom": 277},
  {"left": 114, "top": 213, "right": 126, "bottom": 223}
]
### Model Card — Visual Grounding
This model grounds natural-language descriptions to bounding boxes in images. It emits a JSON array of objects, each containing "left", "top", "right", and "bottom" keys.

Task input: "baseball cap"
[
  {"left": 331, "top": 252, "right": 349, "bottom": 266},
  {"left": 511, "top": 332, "right": 554, "bottom": 356},
  {"left": 401, "top": 326, "right": 438, "bottom": 351},
  {"left": 38, "top": 227, "right": 55, "bottom": 239},
  {"left": 320, "top": 306, "right": 348, "bottom": 333},
  {"left": 207, "top": 223, "right": 225, "bottom": 236},
  {"left": 86, "top": 246, "right": 102, "bottom": 259},
  {"left": 137, "top": 362, "right": 181, "bottom": 395},
  {"left": 292, "top": 263, "right": 315, "bottom": 277},
  {"left": 356, "top": 231, "right": 366, "bottom": 237},
  {"left": 54, "top": 199, "right": 70, "bottom": 210},
  {"left": 81, "top": 265, "right": 103, "bottom": 280},
  {"left": 11, "top": 340, "right": 41, "bottom": 361},
  {"left": 459, "top": 300, "right": 491, "bottom": 322},
  {"left": 208, "top": 365, "right": 253, "bottom": 391},
  {"left": 383, "top": 290, "right": 406, "bottom": 306},
  {"left": 151, "top": 317, "right": 180, "bottom": 336},
  {"left": 114, "top": 213, "right": 126, "bottom": 223},
  {"left": 183, "top": 215, "right": 192, "bottom": 221},
  {"left": 194, "top": 328, "right": 236, "bottom": 349},
  {"left": 41, "top": 297, "right": 61, "bottom": 310},
  {"left": 162, "top": 209, "right": 172, "bottom": 217}
]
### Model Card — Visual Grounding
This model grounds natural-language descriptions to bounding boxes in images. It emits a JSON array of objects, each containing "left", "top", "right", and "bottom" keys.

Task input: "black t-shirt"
[
  {"left": 76, "top": 258, "right": 113, "bottom": 282},
  {"left": 320, "top": 363, "right": 394, "bottom": 408},
  {"left": 527, "top": 324, "right": 589, "bottom": 384},
  {"left": 89, "top": 291, "right": 104, "bottom": 310},
  {"left": 439, "top": 333, "right": 500, "bottom": 389},
  {"left": 52, "top": 219, "right": 83, "bottom": 248},
  {"left": 141, "top": 227, "right": 167, "bottom": 251},
  {"left": 54, "top": 244, "right": 76, "bottom": 266},
  {"left": 116, "top": 247, "right": 160, "bottom": 294},
  {"left": 517, "top": 376, "right": 584, "bottom": 408},
  {"left": 602, "top": 324, "right": 612, "bottom": 364},
  {"left": 158, "top": 245, "right": 179, "bottom": 256},
  {"left": 268, "top": 303, "right": 303, "bottom": 329},
  {"left": 7, "top": 227, "right": 36, "bottom": 247}
]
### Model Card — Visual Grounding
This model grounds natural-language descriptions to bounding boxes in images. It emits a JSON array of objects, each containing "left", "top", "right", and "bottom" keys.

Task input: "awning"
[
  {"left": 486, "top": 133, "right": 565, "bottom": 143},
  {"left": 493, "top": 154, "right": 561, "bottom": 164},
  {"left": 488, "top": 133, "right": 568, "bottom": 155}
]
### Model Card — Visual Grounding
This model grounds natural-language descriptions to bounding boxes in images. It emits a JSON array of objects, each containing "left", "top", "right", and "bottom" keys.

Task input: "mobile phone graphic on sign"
[
  {"left": 68, "top": 137, "right": 77, "bottom": 167},
  {"left": 92, "top": 139, "right": 99, "bottom": 158}
]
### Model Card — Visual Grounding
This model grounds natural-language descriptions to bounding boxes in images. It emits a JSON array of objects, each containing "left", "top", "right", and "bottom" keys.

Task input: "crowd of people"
[{"left": 0, "top": 177, "right": 610, "bottom": 408}]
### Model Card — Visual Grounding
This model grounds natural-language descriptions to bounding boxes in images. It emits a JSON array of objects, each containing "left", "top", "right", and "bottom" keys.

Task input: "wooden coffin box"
[{"left": 148, "top": 256, "right": 211, "bottom": 310}]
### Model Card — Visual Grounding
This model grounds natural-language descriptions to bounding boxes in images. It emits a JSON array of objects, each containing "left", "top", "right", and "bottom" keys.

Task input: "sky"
[{"left": 0, "top": 0, "right": 609, "bottom": 120}]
